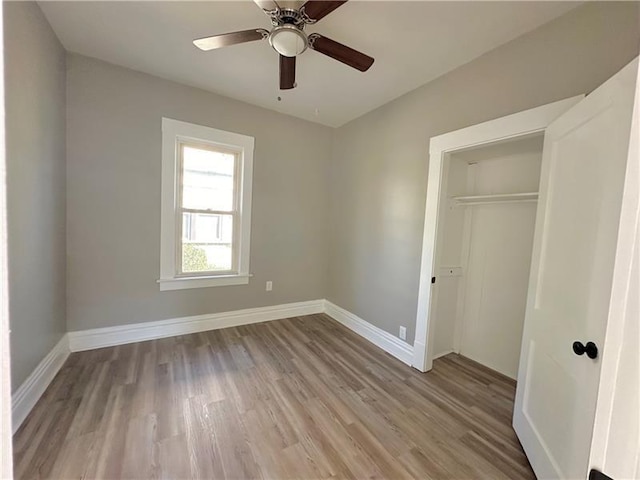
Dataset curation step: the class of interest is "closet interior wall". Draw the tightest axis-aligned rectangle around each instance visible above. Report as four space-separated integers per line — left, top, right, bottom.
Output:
431 135 544 379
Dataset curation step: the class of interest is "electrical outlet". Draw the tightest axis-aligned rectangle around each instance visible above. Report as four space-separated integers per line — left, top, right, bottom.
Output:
266 281 273 291
399 326 407 340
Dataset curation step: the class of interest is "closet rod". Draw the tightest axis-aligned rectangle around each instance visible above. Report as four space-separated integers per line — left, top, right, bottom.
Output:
451 192 538 206
455 199 538 206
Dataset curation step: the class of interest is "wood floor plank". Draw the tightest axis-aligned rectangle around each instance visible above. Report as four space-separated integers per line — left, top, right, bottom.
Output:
183 395 226 480
13 314 534 479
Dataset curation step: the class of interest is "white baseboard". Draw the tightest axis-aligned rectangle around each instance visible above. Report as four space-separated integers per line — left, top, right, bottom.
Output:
12 334 70 434
412 340 428 372
323 300 414 365
433 349 455 360
68 299 325 352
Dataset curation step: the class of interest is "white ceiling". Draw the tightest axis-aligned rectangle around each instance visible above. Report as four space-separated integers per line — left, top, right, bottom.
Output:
40 1 579 127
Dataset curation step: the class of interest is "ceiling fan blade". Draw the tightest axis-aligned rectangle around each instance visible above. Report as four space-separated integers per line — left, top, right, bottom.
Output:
301 1 348 22
308 34 374 72
280 55 296 89
193 29 268 51
253 0 280 13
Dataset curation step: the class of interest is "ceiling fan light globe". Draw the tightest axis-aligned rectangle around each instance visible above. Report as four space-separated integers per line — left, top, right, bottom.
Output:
269 25 307 57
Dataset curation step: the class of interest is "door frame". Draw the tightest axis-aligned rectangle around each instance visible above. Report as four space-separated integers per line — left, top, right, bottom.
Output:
0 1 13 477
412 95 583 372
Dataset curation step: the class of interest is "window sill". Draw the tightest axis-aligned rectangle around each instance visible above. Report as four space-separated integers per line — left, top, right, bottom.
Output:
157 274 251 291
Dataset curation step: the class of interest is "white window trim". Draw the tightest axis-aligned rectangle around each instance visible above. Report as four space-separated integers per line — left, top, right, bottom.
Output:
159 118 254 291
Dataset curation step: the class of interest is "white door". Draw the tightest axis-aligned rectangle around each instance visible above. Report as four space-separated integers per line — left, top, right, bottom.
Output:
514 57 638 480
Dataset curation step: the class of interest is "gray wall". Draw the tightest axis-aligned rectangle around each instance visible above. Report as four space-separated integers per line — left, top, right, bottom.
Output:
328 2 640 345
4 2 67 389
66 54 332 331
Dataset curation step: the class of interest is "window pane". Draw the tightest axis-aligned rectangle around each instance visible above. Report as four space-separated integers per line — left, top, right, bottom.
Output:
181 213 233 272
182 145 235 211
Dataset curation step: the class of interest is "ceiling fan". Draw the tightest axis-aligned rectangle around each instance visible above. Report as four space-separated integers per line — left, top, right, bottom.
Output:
193 0 374 90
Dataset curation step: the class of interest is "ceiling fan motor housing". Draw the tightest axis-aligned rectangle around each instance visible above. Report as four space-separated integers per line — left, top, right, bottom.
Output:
273 8 306 27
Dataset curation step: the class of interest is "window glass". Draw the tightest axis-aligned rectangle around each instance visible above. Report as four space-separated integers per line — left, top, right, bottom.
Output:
182 145 235 212
181 213 233 273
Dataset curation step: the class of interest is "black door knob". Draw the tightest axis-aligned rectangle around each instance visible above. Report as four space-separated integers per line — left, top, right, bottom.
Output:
573 341 598 359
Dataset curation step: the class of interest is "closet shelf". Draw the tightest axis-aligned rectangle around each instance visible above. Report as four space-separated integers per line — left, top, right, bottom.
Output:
451 192 539 206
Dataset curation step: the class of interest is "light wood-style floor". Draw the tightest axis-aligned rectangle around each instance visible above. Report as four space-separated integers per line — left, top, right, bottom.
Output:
13 314 534 479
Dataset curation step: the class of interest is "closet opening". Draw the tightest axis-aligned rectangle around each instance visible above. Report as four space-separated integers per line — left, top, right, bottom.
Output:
429 133 544 379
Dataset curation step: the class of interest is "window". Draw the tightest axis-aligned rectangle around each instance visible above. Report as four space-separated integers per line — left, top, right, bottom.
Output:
159 118 254 290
